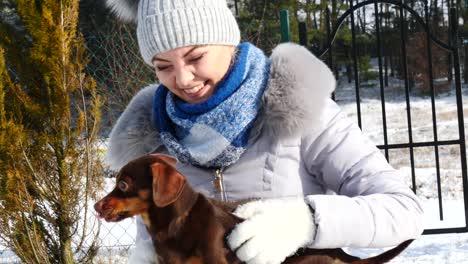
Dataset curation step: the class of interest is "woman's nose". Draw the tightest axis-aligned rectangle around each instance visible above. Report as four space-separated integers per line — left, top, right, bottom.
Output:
175 67 194 88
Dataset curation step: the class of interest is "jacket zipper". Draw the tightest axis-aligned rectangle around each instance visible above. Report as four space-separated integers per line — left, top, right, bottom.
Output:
213 167 227 202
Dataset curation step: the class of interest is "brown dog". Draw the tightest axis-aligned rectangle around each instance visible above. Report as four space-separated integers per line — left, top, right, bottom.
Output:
94 154 412 264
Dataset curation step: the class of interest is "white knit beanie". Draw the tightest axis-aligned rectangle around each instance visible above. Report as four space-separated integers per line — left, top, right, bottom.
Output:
105 0 241 66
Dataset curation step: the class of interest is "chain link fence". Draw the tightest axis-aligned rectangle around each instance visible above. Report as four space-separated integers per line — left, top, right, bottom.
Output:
84 23 155 137
83 23 154 262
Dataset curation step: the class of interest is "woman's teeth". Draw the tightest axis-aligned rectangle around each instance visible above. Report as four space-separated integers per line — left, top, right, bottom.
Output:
185 83 204 94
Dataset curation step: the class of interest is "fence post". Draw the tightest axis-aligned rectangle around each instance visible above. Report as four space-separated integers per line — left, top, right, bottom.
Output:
279 10 290 43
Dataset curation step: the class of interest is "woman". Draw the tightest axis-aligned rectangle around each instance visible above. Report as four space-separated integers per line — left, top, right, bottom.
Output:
104 0 424 263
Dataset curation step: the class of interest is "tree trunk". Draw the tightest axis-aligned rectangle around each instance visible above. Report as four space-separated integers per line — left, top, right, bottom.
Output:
362 4 366 34
59 223 74 264
384 4 389 87
347 63 352 83
446 0 453 82
311 0 318 30
409 72 415 91
464 44 468 84
384 54 389 86
331 0 337 26
56 143 74 264
390 49 395 77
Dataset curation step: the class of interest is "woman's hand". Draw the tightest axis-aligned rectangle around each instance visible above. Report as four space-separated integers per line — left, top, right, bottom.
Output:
227 198 316 264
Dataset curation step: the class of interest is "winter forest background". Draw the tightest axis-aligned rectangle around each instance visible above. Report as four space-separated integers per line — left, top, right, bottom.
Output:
0 0 468 263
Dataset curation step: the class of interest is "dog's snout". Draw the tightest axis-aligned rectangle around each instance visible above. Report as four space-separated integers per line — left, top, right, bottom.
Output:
94 199 109 215
94 200 103 213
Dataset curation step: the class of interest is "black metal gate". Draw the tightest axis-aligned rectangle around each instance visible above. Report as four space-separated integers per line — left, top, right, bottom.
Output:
291 1 468 234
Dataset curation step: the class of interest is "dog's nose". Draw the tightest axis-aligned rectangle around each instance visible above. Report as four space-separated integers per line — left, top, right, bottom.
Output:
94 198 114 219
94 200 105 214
94 201 101 213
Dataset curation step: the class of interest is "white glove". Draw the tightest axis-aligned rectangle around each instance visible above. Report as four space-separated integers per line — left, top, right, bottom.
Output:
128 216 158 264
128 237 158 264
227 198 316 264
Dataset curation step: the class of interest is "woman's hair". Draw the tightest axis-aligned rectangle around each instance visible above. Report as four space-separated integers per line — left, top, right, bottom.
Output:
105 0 241 66
230 46 239 66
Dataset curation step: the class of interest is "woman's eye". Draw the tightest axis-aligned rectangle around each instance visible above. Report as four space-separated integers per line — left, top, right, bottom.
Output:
156 65 170 71
118 181 129 192
189 55 204 63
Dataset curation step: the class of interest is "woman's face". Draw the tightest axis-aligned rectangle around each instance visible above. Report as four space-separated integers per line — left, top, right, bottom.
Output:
152 45 235 104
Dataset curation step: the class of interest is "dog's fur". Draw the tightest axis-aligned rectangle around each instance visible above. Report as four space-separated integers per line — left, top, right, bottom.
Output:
95 154 413 264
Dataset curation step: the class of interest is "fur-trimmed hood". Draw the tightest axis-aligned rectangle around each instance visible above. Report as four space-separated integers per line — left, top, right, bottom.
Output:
105 0 139 23
105 43 335 170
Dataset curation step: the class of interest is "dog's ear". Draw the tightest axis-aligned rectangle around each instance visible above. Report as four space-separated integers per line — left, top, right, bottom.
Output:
150 161 186 207
150 154 177 167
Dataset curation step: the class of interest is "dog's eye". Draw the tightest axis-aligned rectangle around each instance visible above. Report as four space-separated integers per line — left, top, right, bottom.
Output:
118 181 129 192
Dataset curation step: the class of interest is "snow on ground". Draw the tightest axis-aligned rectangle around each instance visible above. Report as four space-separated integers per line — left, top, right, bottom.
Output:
1 78 468 263
348 231 468 264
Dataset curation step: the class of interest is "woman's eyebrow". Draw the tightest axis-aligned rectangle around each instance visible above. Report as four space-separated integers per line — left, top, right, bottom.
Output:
153 57 169 62
152 46 201 63
182 46 200 58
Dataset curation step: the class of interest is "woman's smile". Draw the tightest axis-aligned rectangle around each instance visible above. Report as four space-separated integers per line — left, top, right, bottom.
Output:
182 81 208 99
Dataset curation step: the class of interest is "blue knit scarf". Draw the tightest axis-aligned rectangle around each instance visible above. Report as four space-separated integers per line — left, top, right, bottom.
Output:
153 42 270 168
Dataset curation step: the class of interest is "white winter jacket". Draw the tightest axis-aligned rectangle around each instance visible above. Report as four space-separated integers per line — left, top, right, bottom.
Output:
105 43 424 253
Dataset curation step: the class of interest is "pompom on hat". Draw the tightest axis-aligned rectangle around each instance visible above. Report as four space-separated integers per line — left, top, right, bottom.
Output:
105 0 241 66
